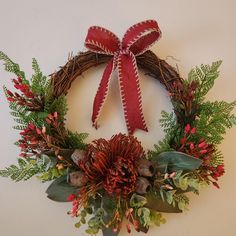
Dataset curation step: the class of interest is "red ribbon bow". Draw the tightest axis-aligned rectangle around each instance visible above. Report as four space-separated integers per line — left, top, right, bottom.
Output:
85 20 162 134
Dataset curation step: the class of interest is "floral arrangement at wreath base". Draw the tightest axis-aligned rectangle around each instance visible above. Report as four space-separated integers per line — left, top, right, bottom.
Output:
0 20 235 236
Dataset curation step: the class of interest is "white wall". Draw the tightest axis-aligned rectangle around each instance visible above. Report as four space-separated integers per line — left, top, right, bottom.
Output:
0 0 235 235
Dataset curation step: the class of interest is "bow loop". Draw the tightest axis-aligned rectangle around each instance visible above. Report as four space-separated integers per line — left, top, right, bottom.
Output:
85 26 121 55
84 20 162 134
122 20 161 55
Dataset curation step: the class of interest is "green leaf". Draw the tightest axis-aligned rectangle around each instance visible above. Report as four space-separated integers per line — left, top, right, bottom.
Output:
86 228 99 235
130 193 147 208
154 151 203 173
101 196 117 224
75 222 81 228
145 194 182 213
178 177 189 190
46 176 77 202
137 207 151 227
150 211 166 227
165 191 174 204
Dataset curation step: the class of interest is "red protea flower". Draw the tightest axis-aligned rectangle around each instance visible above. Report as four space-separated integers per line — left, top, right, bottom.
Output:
79 133 145 197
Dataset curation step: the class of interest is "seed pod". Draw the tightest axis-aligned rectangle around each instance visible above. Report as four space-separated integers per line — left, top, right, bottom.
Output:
135 177 151 194
71 149 86 165
69 171 88 187
136 159 154 177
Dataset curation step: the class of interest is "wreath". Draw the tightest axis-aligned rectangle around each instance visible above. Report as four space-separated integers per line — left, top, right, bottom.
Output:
0 20 235 236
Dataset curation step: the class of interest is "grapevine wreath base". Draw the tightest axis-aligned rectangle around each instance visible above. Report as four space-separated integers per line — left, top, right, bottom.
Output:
0 20 235 236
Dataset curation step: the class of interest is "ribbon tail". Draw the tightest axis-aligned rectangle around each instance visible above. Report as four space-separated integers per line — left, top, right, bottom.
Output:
92 58 115 128
117 52 148 134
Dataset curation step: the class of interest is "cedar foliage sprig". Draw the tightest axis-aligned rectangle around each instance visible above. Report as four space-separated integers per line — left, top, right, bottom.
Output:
149 111 177 157
195 101 236 144
187 60 222 102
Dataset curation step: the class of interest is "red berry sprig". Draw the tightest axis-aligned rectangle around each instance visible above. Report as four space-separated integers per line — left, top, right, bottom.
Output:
177 124 225 188
6 77 44 111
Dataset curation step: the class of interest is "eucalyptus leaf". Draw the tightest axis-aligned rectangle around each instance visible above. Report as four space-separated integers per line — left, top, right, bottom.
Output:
130 193 147 208
165 191 174 204
46 176 77 202
88 217 100 228
153 151 203 173
145 194 182 213
137 207 151 227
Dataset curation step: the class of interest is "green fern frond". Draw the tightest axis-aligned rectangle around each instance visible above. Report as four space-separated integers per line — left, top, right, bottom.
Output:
0 51 27 82
210 150 224 167
7 101 30 127
44 82 54 110
31 58 48 95
159 111 176 133
0 159 40 181
13 118 27 125
0 155 61 182
13 125 26 130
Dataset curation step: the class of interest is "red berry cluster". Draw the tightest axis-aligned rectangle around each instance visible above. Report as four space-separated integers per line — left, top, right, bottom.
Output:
170 80 199 123
6 77 44 111
178 124 214 159
170 81 198 102
18 112 65 157
177 124 225 188
18 122 48 158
